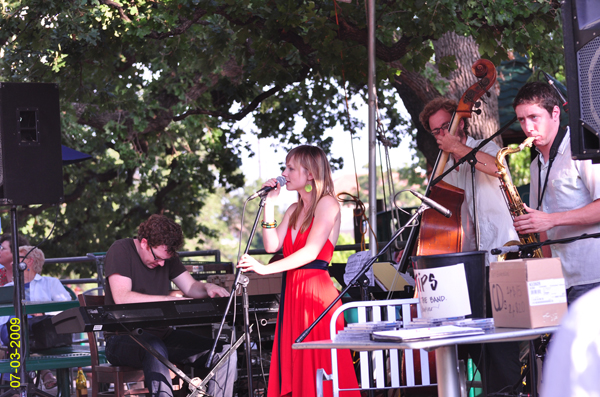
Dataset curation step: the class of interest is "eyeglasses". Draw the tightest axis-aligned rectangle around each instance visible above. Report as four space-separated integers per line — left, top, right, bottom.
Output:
431 122 450 136
150 247 169 262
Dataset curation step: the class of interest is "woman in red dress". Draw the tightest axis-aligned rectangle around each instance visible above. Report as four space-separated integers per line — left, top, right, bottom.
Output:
238 145 360 397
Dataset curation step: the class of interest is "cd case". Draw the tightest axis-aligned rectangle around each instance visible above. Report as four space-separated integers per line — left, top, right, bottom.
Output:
335 321 401 342
371 325 484 342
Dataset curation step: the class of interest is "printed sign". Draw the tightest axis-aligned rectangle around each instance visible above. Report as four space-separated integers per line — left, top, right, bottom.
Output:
414 263 471 319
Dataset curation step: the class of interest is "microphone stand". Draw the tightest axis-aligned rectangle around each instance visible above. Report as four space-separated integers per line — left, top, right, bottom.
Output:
296 203 431 343
207 194 268 396
398 115 518 273
0 207 60 397
125 327 249 397
491 231 600 257
0 208 53 397
4 207 28 397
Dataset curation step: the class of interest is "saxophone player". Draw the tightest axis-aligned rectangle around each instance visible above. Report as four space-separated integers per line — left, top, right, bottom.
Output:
512 82 600 305
419 98 521 395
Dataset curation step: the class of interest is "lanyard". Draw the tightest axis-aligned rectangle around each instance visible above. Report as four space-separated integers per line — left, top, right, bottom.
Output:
536 128 567 210
536 158 552 211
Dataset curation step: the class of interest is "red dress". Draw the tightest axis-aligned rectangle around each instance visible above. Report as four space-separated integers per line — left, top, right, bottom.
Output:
268 220 360 397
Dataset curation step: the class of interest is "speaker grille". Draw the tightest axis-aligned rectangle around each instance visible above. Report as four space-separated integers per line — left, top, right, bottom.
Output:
577 35 600 135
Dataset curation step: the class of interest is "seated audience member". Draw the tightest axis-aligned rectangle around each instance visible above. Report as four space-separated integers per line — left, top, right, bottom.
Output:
0 246 71 389
0 234 30 286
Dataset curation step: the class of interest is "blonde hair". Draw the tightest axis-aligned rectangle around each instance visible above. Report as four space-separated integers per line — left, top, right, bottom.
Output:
286 145 336 233
19 246 45 275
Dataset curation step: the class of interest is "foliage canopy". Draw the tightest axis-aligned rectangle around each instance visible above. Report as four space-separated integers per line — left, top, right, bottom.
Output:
0 0 563 275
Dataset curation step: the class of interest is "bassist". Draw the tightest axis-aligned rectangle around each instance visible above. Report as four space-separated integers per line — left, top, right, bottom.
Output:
418 97 521 394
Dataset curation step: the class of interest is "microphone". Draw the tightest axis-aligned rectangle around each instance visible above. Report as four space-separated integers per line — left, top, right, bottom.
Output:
542 71 569 113
248 176 287 200
410 190 452 218
491 245 520 256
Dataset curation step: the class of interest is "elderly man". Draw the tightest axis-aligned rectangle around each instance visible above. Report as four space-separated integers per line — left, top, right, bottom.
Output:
1 246 71 389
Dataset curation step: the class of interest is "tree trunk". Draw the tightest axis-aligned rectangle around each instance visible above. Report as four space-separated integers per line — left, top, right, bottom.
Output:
392 32 504 171
433 32 502 146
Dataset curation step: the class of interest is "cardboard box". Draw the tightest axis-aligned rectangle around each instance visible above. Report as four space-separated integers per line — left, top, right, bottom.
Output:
207 273 282 296
489 258 567 328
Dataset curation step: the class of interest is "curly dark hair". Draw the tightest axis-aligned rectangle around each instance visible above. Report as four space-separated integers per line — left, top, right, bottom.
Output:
137 215 183 256
0 234 30 254
419 97 470 136
512 81 561 115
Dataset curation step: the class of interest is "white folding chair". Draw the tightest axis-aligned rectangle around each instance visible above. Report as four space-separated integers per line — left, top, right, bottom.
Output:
316 298 436 397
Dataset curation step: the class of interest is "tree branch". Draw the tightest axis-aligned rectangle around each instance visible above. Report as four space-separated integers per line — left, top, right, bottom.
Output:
0 14 37 48
173 85 282 121
334 16 422 62
99 0 131 22
146 8 209 39
153 159 182 212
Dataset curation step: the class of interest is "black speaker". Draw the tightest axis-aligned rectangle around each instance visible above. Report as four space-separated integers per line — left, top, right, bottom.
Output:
0 83 64 205
563 0 600 161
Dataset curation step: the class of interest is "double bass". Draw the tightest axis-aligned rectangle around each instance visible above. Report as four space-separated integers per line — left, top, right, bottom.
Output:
402 59 497 389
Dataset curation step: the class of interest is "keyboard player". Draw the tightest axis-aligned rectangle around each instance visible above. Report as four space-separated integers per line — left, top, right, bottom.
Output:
103 214 236 397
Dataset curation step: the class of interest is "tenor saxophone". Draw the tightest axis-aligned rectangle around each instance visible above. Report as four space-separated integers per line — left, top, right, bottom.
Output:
495 137 543 259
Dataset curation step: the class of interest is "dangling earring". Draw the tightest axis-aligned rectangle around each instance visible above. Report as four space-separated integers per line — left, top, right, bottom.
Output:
304 183 313 193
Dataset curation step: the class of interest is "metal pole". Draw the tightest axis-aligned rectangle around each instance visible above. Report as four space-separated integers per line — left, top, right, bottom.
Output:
10 207 27 397
435 346 462 397
367 0 377 258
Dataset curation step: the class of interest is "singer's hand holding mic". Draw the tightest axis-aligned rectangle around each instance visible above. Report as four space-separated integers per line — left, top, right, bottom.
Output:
248 176 287 200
